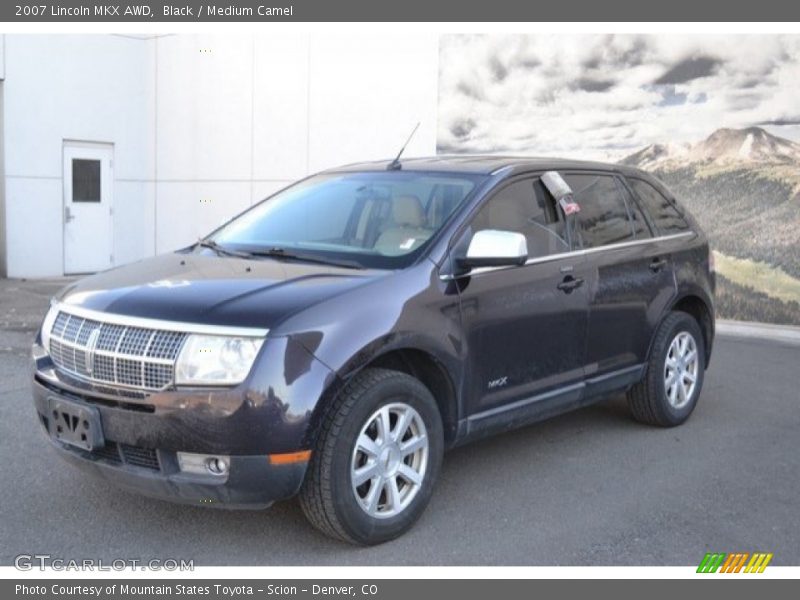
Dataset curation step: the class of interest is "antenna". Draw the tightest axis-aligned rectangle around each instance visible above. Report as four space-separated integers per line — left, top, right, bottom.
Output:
387 122 420 170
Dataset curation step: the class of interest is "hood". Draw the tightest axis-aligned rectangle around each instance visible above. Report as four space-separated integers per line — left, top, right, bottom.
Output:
55 252 384 331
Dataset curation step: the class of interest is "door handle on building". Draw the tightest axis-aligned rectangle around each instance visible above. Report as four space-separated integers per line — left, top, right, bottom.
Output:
64 206 76 223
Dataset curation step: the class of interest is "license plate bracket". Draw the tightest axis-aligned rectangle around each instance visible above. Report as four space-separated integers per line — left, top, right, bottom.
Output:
48 397 105 452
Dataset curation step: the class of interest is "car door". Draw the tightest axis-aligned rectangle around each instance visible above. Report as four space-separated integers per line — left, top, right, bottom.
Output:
450 176 590 431
563 171 675 397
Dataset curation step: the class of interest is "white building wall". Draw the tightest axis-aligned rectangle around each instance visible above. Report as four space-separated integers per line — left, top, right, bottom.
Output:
3 35 154 277
1 36 5 277
1 33 439 277
307 35 438 173
153 34 255 253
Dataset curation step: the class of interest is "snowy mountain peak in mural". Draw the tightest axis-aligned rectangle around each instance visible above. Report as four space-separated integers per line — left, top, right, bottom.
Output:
621 127 800 171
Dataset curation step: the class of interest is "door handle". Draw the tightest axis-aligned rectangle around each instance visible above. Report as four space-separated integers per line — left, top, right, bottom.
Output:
557 275 584 294
649 257 668 272
64 206 76 223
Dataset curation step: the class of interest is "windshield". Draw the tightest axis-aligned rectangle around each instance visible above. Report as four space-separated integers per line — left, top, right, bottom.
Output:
210 171 483 269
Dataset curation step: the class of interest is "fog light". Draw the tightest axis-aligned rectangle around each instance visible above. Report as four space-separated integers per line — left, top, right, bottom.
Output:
177 452 230 477
206 457 229 475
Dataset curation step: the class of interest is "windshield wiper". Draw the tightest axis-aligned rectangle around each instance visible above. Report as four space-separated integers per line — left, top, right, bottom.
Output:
194 239 251 258
245 247 365 270
196 240 365 269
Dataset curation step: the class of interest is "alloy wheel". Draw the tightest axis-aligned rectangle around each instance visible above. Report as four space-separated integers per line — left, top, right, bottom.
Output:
350 402 429 519
664 331 699 409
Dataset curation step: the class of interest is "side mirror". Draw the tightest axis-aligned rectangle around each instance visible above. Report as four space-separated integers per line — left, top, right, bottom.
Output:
457 229 528 271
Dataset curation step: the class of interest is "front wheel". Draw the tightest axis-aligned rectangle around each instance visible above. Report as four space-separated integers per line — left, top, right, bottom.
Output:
299 368 444 545
627 311 706 427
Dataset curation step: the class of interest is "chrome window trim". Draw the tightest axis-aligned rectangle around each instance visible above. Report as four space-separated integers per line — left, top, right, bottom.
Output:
440 231 695 281
49 302 269 338
489 165 515 176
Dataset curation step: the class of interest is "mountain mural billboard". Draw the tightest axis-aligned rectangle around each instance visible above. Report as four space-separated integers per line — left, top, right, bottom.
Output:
621 127 800 325
437 34 800 326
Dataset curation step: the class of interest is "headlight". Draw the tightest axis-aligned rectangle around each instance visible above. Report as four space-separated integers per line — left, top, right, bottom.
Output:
174 334 265 386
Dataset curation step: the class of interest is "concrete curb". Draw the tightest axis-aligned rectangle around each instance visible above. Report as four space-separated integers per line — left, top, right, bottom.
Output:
716 319 800 346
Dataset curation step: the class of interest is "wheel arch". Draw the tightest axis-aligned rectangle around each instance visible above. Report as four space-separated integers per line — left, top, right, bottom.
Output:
366 348 459 446
305 342 461 450
665 293 715 366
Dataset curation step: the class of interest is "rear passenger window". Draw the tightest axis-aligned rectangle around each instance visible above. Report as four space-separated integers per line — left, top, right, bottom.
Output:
563 174 633 248
628 178 690 234
471 178 569 257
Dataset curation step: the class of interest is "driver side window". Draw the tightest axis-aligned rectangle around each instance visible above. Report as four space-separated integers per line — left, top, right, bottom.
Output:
471 178 569 258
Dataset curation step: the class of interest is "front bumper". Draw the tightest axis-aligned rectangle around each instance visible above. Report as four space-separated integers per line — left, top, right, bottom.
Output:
44 434 306 509
31 369 313 508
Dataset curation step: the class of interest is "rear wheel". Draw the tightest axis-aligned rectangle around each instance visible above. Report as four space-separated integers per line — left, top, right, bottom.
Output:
299 368 443 545
627 311 706 427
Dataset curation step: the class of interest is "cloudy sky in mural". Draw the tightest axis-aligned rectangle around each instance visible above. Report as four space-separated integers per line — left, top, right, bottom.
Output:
437 35 800 160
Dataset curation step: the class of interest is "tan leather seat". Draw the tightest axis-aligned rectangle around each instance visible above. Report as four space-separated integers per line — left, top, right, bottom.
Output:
426 189 446 229
374 195 432 255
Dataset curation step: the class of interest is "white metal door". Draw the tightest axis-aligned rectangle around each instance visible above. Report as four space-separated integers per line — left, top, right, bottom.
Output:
63 142 114 274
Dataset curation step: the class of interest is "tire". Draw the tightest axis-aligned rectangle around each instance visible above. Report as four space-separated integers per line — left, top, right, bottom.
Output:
627 311 706 427
299 368 444 545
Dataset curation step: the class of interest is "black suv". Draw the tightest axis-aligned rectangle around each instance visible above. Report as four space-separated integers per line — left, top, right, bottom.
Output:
32 157 715 545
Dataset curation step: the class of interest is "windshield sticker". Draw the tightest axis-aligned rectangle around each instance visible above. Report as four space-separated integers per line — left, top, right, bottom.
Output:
400 238 417 250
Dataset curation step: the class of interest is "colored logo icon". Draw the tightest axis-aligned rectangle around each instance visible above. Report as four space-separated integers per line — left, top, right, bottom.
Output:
697 552 773 573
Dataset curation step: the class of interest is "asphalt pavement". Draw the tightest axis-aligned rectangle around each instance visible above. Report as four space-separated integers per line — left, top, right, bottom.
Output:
1 278 798 565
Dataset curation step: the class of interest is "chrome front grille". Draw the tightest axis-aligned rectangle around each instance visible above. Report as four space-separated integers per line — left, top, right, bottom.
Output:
48 311 187 391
